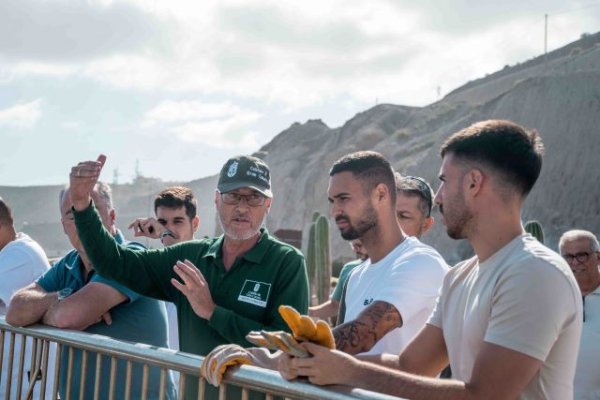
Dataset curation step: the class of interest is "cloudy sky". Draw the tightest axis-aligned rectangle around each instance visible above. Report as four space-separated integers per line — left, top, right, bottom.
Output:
1 0 598 186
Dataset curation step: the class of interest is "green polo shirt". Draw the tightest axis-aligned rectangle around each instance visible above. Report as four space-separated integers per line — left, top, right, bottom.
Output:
75 203 308 399
74 203 309 357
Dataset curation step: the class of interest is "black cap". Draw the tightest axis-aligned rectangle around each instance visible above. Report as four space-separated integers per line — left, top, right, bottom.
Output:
217 155 272 198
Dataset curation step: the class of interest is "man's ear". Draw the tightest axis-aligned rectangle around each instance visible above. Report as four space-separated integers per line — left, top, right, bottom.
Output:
466 169 484 195
421 216 434 235
192 215 200 232
264 197 272 213
373 183 389 204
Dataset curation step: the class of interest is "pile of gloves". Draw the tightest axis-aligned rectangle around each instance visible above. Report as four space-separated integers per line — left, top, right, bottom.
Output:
200 305 335 387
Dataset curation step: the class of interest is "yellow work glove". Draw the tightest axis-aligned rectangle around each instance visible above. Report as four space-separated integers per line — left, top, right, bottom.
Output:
278 305 335 349
246 330 309 358
200 344 253 387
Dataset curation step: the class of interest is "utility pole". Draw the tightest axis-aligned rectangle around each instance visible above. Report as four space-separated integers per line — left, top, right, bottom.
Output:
544 13 548 65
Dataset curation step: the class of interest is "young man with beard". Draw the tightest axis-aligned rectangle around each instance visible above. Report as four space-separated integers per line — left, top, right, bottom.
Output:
283 120 582 400
66 154 308 399
311 151 448 356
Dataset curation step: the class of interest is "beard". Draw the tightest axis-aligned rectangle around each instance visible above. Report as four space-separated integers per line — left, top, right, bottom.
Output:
440 192 473 240
337 203 378 240
219 212 267 241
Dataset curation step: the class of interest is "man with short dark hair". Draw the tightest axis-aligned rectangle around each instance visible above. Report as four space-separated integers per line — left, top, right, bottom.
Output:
7 183 175 400
129 185 200 355
302 151 447 357
559 229 600 399
285 120 582 400
395 173 435 238
66 154 308 398
129 186 200 247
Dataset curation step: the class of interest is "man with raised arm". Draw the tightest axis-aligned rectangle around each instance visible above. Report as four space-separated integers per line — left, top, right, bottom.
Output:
6 183 175 400
67 154 308 399
282 120 582 400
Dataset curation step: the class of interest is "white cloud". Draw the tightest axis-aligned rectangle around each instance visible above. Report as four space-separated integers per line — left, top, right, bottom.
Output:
142 100 250 127
142 100 262 148
0 99 43 129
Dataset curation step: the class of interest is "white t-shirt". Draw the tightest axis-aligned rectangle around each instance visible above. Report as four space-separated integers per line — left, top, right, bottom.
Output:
344 236 448 356
0 232 54 399
428 234 582 400
574 285 600 400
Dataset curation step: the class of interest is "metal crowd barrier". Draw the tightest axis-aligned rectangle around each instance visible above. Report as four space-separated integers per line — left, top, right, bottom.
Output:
0 317 404 400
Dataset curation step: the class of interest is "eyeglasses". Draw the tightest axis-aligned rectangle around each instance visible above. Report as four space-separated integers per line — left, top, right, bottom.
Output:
403 176 433 217
561 252 591 264
220 192 266 207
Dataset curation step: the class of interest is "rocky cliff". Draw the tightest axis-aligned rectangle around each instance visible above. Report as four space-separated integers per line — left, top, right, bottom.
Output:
2 33 599 263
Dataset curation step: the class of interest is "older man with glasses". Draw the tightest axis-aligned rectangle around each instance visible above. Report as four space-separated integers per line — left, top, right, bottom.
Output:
66 154 309 399
559 229 600 399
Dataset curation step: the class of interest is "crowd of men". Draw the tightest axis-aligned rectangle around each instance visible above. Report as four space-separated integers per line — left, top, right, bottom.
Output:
0 118 598 400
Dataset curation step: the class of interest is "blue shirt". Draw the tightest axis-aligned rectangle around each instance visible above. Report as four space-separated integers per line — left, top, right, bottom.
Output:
36 230 176 400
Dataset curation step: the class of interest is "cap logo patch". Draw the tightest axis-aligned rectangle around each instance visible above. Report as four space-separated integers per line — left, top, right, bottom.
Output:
227 161 238 177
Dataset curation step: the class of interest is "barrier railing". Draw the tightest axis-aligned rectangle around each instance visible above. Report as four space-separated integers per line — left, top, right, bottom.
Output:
0 317 404 400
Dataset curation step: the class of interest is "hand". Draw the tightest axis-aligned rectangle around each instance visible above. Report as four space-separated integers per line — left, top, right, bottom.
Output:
171 259 215 320
277 352 301 381
288 342 358 386
95 311 113 326
69 155 106 211
128 217 162 239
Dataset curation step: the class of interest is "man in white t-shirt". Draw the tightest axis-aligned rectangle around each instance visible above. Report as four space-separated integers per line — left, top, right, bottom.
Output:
0 197 54 399
285 151 447 361
285 120 582 400
559 229 600 400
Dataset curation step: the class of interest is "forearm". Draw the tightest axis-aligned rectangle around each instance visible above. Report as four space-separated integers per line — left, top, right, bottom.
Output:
357 353 401 369
308 300 339 319
345 360 468 400
333 300 401 355
6 291 58 327
41 301 93 330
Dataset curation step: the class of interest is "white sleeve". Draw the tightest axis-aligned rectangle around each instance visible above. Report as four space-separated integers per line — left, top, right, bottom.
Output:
0 247 29 306
378 253 447 326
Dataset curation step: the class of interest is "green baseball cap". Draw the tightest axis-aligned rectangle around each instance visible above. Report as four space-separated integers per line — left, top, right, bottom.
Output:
217 155 272 198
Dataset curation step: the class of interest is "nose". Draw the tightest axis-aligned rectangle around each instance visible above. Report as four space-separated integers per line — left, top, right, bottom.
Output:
433 188 442 206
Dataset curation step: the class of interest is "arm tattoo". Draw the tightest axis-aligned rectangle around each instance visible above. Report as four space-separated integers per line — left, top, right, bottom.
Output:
333 301 402 355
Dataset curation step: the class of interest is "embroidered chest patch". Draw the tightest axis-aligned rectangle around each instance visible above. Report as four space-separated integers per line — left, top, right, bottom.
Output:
238 280 272 307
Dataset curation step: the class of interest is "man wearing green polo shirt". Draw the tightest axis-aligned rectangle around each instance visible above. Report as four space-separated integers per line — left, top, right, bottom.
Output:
68 154 309 399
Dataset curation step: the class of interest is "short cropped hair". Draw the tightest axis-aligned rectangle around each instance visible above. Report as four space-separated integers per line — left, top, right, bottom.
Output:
154 186 197 220
440 120 544 196
330 151 397 205
59 181 114 211
559 230 600 252
395 172 434 217
0 197 14 225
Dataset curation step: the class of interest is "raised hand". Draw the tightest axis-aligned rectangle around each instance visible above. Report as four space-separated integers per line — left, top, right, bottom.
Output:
128 217 162 239
69 154 106 211
171 259 215 320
